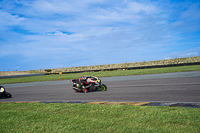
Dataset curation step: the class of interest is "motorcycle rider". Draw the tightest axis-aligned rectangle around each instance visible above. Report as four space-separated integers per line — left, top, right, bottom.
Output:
78 75 94 92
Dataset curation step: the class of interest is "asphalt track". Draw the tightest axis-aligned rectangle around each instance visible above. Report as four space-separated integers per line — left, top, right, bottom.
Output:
1 71 200 107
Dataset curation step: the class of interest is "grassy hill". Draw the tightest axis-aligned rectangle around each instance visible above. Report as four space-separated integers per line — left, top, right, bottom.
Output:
1 56 200 76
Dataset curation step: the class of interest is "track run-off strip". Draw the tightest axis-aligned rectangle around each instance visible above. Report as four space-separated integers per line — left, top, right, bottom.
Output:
1 101 200 108
85 101 150 106
0 101 149 106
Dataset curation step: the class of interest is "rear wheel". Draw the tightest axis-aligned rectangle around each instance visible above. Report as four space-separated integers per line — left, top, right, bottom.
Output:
97 84 107 91
5 92 12 98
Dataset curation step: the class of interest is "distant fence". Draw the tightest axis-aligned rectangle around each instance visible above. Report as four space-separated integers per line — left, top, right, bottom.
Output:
1 62 200 79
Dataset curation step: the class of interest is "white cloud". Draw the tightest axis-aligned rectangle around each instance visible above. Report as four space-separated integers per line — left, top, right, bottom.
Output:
1 0 160 34
126 1 157 14
164 47 200 59
0 10 25 30
46 31 69 36
172 3 200 32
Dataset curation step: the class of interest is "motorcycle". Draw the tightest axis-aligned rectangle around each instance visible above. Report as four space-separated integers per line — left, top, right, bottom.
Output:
0 86 12 98
70 76 107 93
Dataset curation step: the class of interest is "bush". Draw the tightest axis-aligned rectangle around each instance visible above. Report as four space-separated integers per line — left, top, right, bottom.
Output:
45 69 52 73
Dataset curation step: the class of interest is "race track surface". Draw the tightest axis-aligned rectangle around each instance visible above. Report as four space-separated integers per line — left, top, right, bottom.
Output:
1 71 200 103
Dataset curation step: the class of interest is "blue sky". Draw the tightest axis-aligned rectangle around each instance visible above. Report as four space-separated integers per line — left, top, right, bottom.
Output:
0 0 200 71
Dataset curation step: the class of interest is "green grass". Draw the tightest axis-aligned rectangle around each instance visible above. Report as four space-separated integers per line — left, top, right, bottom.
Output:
1 65 200 84
0 103 199 133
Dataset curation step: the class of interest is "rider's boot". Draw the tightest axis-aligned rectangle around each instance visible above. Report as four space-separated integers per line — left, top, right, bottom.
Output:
82 86 87 93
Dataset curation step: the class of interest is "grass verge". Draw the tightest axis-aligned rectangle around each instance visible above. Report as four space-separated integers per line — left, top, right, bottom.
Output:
1 65 200 84
0 103 199 133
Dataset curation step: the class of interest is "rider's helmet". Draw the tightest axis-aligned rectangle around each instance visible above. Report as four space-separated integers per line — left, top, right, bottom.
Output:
81 75 87 81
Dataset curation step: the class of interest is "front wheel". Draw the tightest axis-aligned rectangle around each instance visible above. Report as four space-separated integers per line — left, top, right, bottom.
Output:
97 84 107 91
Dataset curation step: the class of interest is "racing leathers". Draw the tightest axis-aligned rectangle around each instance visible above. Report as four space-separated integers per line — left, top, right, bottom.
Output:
78 75 94 92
